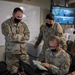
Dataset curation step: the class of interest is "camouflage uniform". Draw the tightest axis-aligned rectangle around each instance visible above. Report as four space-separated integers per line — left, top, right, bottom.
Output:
1 18 30 69
35 22 67 61
44 48 71 75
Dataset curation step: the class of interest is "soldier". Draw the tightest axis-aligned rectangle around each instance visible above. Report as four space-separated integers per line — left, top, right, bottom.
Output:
1 7 30 74
34 13 67 61
41 36 71 75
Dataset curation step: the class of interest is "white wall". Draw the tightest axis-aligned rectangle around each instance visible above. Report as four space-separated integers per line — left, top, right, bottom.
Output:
0 0 50 61
0 1 41 61
22 0 50 25
2 0 50 25
0 1 40 46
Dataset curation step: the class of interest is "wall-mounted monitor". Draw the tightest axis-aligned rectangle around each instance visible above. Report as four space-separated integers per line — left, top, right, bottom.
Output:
51 5 75 25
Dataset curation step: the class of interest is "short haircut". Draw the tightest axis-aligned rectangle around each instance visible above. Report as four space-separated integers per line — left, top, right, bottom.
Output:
46 13 54 20
13 7 23 13
50 36 61 45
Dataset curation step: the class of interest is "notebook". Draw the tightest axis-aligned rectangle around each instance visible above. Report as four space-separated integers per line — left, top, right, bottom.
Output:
33 60 48 71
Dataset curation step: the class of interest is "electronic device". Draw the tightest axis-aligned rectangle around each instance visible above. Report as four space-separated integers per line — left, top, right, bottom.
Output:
51 5 75 25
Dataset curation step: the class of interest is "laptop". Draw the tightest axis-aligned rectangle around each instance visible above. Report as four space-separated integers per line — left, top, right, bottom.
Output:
20 60 35 75
20 60 49 75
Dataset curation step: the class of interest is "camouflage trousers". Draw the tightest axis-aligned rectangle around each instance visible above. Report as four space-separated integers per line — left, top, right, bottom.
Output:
5 51 29 71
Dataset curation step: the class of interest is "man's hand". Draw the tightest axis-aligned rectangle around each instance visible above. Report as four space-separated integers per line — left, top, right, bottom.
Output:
34 44 38 49
72 71 75 75
41 63 51 68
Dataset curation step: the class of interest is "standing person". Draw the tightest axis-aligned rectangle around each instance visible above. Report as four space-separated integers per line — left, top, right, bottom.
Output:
34 13 67 61
1 7 30 74
41 36 71 75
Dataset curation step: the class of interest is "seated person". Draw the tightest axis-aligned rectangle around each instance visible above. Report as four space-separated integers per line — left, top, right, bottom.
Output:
40 36 71 75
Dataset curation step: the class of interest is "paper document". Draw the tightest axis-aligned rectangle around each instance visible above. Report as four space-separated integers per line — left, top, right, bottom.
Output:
33 60 48 71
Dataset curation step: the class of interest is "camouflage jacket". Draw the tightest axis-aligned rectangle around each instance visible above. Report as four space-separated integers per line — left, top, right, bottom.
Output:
1 18 30 54
44 48 71 75
35 22 67 51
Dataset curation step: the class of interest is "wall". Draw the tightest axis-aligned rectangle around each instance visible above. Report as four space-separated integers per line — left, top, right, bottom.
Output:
2 0 50 25
2 0 74 29
0 0 74 61
0 0 50 61
24 0 50 25
22 0 74 29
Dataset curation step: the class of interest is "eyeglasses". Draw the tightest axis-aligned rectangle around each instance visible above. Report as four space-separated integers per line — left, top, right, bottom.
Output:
49 46 57 49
